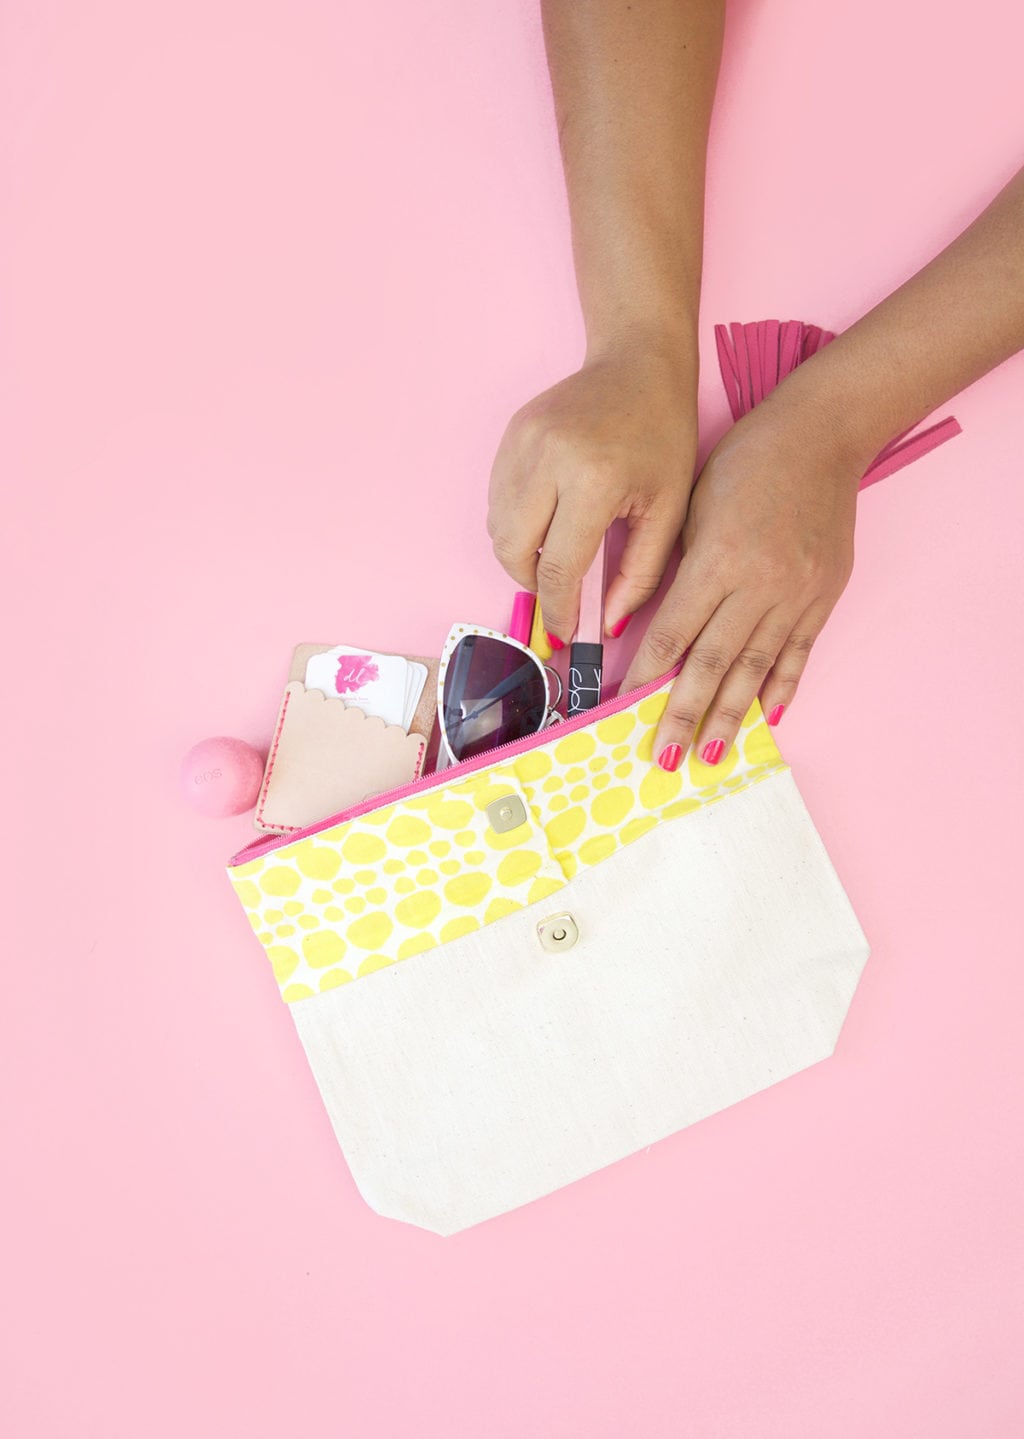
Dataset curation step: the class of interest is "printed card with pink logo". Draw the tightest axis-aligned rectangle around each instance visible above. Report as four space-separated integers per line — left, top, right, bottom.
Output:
252 642 439 834
304 646 427 730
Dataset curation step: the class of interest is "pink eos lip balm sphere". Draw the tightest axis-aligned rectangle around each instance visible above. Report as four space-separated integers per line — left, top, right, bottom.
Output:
180 736 264 818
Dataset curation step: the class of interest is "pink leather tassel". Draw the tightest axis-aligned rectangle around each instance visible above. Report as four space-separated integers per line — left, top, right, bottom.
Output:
715 319 960 490
715 325 743 422
764 318 781 392
751 322 765 406
860 416 963 487
731 322 754 413
778 321 800 381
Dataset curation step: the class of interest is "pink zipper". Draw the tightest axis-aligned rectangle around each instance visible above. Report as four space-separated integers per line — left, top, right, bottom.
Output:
228 665 682 867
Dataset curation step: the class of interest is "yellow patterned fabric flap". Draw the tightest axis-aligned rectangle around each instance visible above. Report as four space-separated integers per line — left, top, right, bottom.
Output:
229 682 785 1002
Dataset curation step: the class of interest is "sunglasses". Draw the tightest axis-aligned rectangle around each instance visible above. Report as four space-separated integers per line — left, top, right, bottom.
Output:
436 624 563 767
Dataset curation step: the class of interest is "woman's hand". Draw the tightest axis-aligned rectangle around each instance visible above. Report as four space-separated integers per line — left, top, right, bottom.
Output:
488 340 698 646
622 388 862 769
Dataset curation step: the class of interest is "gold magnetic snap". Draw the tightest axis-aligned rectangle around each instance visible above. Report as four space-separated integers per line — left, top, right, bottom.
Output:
537 912 579 953
486 794 528 834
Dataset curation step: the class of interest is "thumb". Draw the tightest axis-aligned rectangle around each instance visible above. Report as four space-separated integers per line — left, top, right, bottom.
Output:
603 508 682 637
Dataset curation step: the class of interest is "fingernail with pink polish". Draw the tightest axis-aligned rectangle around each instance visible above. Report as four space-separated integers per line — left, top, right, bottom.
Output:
657 743 682 773
546 632 564 651
701 738 725 766
609 614 632 639
768 703 786 726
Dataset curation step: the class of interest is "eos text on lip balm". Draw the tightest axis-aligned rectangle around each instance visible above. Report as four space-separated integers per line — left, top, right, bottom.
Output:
180 736 264 817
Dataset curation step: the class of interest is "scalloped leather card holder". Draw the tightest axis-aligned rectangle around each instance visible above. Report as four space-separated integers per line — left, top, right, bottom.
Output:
255 683 427 834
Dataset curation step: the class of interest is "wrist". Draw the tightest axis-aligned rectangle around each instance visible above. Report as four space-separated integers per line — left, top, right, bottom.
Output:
766 350 893 483
584 318 699 387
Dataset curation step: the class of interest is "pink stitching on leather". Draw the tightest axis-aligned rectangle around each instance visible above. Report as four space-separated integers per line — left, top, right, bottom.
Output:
253 692 426 838
254 687 296 833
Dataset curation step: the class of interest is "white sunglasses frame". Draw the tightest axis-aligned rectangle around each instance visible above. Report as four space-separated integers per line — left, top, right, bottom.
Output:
435 623 562 767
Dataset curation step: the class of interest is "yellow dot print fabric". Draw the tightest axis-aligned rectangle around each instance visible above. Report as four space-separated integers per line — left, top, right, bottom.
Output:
229 684 785 1002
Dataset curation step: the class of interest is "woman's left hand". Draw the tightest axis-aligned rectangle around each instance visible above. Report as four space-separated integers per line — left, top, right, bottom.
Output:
621 389 863 770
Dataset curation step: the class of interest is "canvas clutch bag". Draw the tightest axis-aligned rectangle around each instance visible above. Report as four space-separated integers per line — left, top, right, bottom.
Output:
227 670 869 1235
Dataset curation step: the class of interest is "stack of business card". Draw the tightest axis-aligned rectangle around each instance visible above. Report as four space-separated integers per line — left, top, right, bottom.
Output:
303 645 427 729
252 642 438 834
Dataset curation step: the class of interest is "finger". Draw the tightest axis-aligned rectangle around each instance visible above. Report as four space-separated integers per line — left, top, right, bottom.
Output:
686 607 796 764
486 487 554 593
621 554 727 692
759 600 833 725
603 501 686 639
487 428 556 591
535 501 613 649
648 595 762 769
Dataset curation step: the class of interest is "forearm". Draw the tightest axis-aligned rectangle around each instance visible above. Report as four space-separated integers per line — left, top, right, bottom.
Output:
542 0 725 363
780 165 1024 470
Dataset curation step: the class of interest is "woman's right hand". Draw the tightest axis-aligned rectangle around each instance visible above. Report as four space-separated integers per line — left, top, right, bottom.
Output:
487 339 699 646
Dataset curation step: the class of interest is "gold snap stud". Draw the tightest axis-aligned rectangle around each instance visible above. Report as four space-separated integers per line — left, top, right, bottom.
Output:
486 794 528 834
537 913 579 953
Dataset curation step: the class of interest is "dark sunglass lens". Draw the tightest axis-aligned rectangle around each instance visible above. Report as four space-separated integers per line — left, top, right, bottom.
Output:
442 635 548 761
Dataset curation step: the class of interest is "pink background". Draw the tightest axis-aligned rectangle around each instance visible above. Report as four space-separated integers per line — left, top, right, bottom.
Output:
4 1 1022 1434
